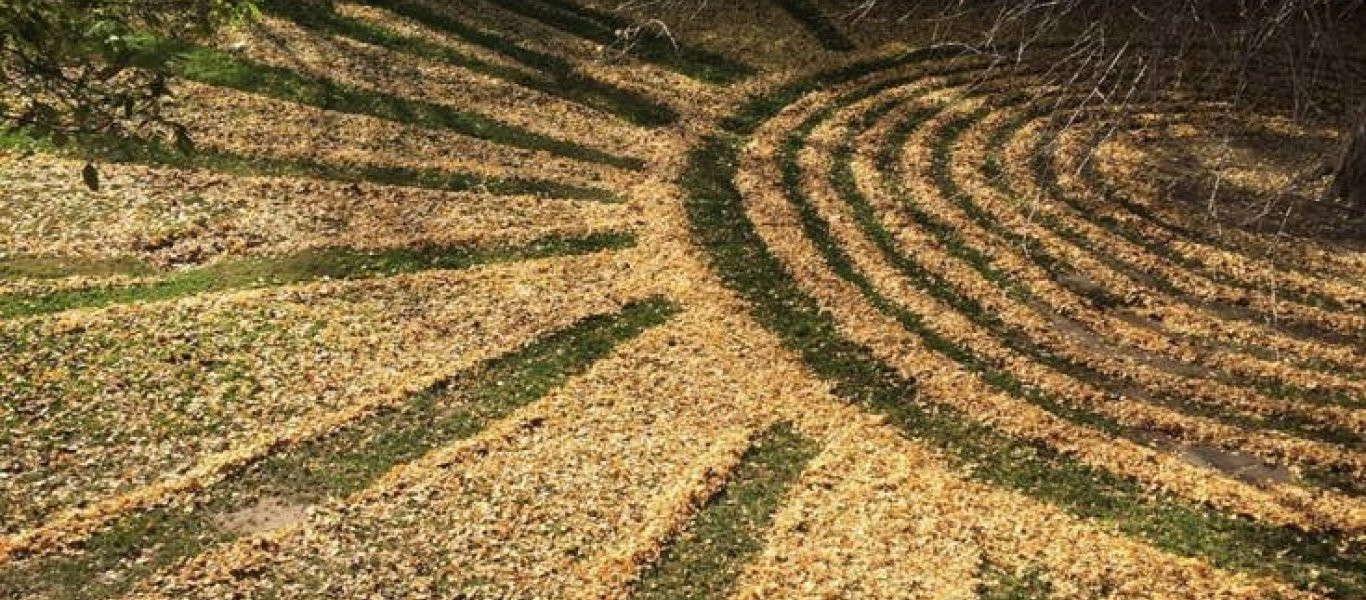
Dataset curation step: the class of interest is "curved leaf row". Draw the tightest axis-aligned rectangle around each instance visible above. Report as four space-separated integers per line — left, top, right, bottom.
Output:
686 48 1366 598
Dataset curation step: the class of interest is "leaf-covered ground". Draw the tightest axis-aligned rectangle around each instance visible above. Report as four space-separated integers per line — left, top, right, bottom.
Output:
2 1 1364 598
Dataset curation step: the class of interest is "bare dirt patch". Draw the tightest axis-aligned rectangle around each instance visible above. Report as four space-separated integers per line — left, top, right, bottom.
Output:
212 496 309 536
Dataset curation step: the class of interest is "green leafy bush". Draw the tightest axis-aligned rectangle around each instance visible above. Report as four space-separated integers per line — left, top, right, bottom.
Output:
0 1 263 145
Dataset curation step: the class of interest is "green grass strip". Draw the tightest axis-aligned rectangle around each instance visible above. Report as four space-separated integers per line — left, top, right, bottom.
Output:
767 67 1361 458
0 256 157 281
720 48 959 135
0 232 633 319
359 0 584 79
0 129 622 203
1071 153 1350 313
978 115 1366 409
264 0 678 127
897 109 1365 449
1221 333 1366 389
686 132 1365 600
2 126 624 204
1027 131 1365 347
0 297 680 600
925 104 1365 490
930 112 1131 309
977 563 1053 599
685 55 1365 596
633 422 818 599
1074 143 1362 315
797 89 1365 483
773 0 855 51
487 0 755 84
160 41 645 170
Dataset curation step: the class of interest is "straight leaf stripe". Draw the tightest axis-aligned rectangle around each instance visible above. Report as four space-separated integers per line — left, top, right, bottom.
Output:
487 0 756 84
265 0 678 127
633 422 818 599
0 297 680 599
0 232 634 319
161 41 646 170
0 130 621 203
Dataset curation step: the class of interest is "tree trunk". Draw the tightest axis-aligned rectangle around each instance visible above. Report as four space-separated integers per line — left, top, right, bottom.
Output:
1330 119 1366 210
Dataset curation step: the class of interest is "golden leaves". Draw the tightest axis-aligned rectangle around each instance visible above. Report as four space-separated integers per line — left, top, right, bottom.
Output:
1 252 647 554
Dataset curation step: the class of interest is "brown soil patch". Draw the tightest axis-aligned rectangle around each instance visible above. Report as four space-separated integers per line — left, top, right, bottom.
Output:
212 496 309 536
